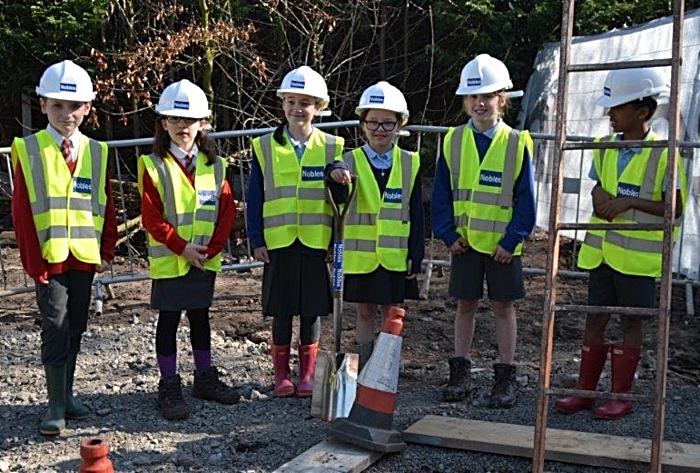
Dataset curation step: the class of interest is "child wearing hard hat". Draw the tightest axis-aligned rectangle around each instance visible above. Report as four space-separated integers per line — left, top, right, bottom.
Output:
138 79 239 420
431 54 536 408
327 81 424 371
246 65 348 398
555 67 686 420
10 60 118 435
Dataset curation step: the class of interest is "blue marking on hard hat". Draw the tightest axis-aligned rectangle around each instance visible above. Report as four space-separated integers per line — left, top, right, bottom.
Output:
369 95 384 103
604 87 611 97
290 79 305 89
174 100 190 109
467 78 481 86
60 83 77 92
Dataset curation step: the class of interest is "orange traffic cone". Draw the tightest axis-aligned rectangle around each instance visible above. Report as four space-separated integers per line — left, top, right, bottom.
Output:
328 306 406 452
78 437 114 473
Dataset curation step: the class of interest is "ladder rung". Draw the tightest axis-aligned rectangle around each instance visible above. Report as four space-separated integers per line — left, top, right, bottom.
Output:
563 140 669 151
557 222 664 232
555 304 658 317
548 387 654 403
567 58 673 73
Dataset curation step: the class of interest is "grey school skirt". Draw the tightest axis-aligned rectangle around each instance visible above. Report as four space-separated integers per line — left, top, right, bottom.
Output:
150 267 217 311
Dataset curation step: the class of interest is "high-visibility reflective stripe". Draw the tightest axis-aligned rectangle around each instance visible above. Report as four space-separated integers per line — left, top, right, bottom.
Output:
150 154 180 224
265 186 298 200
37 227 68 240
452 189 472 202
70 226 98 238
498 130 519 207
471 190 506 206
449 126 466 188
89 139 103 217
325 135 339 162
606 231 664 253
148 245 173 258
194 209 218 222
583 232 603 249
171 212 195 227
192 234 211 246
345 239 376 252
24 135 49 203
346 213 376 226
469 217 507 234
377 208 404 221
455 215 468 228
298 188 326 200
68 199 93 211
378 235 407 249
264 213 331 227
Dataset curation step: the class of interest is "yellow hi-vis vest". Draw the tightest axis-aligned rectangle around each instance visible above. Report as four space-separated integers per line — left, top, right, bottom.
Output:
12 130 108 264
444 124 531 256
138 153 227 279
342 147 420 274
577 134 687 277
252 129 344 250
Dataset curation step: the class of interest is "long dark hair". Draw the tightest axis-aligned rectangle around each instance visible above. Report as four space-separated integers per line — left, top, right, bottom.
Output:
151 117 217 165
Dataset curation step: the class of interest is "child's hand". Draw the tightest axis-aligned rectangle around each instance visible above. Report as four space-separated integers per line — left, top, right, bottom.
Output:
330 168 352 185
492 245 513 264
597 197 631 221
449 237 469 255
254 246 270 263
183 243 208 269
96 260 111 273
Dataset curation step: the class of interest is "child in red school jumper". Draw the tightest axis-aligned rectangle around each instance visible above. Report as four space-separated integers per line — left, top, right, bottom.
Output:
246 66 348 398
555 67 686 420
431 54 536 408
11 60 118 435
138 79 239 420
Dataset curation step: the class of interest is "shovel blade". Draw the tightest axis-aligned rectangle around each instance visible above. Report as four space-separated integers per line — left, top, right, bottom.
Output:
310 351 359 421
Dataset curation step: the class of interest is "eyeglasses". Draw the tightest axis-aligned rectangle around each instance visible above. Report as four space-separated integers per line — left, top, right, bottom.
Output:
363 120 398 132
165 116 199 125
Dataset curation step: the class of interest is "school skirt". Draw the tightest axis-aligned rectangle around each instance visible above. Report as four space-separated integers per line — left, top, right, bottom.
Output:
343 266 419 305
262 240 332 318
151 267 217 311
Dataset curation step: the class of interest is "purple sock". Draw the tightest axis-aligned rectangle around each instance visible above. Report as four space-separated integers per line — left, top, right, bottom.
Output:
157 353 177 378
193 350 212 373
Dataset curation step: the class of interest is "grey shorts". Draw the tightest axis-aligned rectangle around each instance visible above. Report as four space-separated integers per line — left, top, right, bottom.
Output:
588 264 656 310
448 249 525 302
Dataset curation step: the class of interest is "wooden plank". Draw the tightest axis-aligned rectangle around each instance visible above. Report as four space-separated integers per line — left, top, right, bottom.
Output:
273 439 383 473
403 415 700 472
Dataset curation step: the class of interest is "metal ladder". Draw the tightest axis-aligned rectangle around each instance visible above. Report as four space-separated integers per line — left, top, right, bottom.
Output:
532 1 686 472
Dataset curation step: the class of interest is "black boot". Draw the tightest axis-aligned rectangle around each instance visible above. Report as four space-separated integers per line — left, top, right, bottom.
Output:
158 374 190 420
41 364 67 435
489 363 519 409
65 354 89 420
441 357 471 402
193 366 240 405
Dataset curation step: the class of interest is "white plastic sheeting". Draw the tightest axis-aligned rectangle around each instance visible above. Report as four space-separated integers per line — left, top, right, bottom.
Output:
519 8 700 279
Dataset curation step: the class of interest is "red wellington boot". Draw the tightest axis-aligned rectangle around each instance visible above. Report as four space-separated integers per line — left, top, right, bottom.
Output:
595 344 641 420
271 344 295 397
555 343 609 413
297 342 319 397
78 437 114 473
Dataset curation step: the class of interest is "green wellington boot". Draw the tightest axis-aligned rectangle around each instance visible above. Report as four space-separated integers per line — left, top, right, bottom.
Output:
40 364 67 436
66 354 90 420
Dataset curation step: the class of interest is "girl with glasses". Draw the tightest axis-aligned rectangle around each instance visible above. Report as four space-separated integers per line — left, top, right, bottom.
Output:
138 79 240 420
327 81 425 371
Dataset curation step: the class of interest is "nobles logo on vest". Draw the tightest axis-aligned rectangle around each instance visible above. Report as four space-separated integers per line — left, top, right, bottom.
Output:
479 171 503 187
617 183 640 198
198 190 216 206
301 167 324 181
73 177 92 194
383 188 402 203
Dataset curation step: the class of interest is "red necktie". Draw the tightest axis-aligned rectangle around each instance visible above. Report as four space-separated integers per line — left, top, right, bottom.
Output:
61 139 72 162
185 154 194 172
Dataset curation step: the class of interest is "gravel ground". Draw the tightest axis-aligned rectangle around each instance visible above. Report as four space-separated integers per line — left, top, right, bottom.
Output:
1 310 699 473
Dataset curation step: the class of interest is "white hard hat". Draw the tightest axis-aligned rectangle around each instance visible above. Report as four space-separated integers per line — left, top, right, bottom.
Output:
155 79 211 118
456 54 513 95
355 81 409 120
276 66 330 108
596 68 670 108
35 60 95 102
